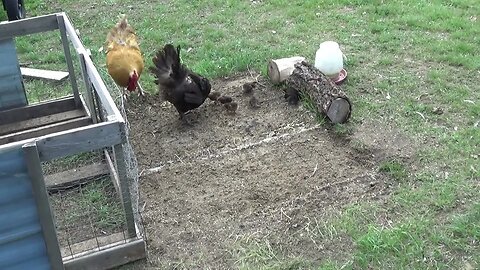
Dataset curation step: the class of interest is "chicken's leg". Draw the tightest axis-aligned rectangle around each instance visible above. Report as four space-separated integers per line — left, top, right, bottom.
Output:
137 82 146 96
122 87 128 100
177 110 193 126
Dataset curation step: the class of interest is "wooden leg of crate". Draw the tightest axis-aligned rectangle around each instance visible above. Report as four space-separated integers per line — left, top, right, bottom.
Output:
78 53 98 124
113 143 137 239
57 15 81 108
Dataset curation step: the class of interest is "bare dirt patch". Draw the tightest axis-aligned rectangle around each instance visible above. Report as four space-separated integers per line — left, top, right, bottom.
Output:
122 73 414 268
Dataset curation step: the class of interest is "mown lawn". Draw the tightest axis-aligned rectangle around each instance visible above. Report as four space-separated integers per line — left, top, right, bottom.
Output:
1 0 478 268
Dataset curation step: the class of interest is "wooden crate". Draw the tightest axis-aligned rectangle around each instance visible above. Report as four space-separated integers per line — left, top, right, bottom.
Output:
0 13 145 270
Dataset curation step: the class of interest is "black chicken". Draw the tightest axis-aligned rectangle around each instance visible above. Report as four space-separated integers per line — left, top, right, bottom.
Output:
150 44 211 119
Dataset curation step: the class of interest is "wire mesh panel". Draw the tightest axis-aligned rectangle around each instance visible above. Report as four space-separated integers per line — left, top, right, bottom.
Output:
49 176 127 258
95 64 144 239
40 134 144 259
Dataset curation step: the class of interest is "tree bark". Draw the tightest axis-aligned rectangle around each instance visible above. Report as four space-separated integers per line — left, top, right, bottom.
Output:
286 61 351 124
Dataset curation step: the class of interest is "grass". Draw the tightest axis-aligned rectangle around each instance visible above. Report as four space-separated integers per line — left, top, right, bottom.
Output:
2 0 479 269
49 177 126 240
378 159 408 181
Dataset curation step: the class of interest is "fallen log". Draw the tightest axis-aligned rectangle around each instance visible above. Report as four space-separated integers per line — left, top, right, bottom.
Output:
286 61 351 124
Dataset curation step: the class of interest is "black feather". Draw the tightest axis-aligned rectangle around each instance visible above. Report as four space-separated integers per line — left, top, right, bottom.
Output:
150 44 211 117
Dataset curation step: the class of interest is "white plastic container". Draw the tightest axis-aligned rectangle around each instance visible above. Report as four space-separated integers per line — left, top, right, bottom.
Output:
314 41 344 79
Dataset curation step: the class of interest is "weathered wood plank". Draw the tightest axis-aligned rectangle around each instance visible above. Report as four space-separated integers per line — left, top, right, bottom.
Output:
61 13 123 122
0 109 86 136
104 149 121 196
60 231 127 258
57 14 81 108
78 53 98 123
45 162 109 192
36 121 123 162
23 142 64 270
84 55 123 121
0 116 92 145
114 142 137 239
63 238 146 270
93 90 106 122
61 13 88 55
20 67 69 81
0 96 75 125
0 13 59 40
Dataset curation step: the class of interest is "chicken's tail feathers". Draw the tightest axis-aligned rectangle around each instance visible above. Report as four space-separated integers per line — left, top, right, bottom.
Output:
117 14 128 29
105 14 139 51
150 44 186 86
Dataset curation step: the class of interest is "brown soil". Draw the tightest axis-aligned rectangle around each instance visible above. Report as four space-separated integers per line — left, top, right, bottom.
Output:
122 73 414 269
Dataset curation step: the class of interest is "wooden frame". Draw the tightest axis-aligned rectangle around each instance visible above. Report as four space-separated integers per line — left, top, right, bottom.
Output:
63 238 146 270
56 14 81 107
0 96 76 125
23 142 64 270
0 12 146 270
0 14 59 40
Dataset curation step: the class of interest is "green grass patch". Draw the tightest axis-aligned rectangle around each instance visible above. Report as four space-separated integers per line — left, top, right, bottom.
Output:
51 177 126 238
6 0 479 268
378 159 409 181
234 239 315 270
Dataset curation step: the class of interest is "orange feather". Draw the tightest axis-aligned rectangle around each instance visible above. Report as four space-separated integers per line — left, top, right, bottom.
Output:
105 15 144 90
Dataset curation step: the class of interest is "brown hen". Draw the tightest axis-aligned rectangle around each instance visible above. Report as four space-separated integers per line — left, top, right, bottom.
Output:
105 15 145 97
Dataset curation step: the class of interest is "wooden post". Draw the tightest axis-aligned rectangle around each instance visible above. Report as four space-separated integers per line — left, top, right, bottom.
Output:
113 123 137 238
78 53 98 123
57 14 81 108
23 142 64 270
286 61 352 124
267 56 305 84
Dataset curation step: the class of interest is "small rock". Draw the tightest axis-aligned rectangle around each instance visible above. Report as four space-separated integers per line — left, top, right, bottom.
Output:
432 107 443 115
248 96 261 109
242 82 257 95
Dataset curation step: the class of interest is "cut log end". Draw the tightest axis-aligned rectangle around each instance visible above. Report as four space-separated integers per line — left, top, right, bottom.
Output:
267 60 281 84
267 56 305 84
327 98 351 124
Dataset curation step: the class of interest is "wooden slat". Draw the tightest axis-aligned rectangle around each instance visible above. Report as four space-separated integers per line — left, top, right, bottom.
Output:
61 13 88 55
78 53 98 123
36 121 123 162
0 116 92 145
60 231 126 257
23 142 64 270
104 149 120 196
84 56 123 121
62 13 123 122
0 96 75 125
114 143 137 239
0 109 86 136
0 13 59 40
45 162 109 192
20 67 69 81
63 238 146 270
57 14 81 108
